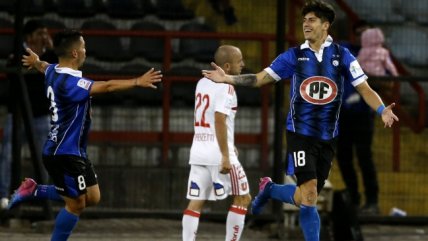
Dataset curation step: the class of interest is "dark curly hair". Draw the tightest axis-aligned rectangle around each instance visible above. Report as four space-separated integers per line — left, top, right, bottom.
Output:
302 0 336 25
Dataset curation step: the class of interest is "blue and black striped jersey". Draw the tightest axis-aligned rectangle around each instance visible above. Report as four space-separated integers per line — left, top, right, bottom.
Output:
265 36 367 140
42 64 94 157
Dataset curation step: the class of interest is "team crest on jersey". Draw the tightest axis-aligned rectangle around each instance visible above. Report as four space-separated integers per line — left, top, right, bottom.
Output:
300 76 337 105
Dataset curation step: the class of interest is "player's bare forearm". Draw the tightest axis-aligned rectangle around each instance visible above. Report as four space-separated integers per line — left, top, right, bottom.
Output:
203 63 273 87
355 81 384 110
91 69 161 95
215 112 231 174
91 79 136 94
356 80 399 127
34 60 49 74
230 74 257 86
230 71 274 87
215 112 229 158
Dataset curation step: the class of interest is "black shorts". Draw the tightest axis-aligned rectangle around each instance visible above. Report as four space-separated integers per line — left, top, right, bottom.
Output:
42 155 98 198
285 131 336 193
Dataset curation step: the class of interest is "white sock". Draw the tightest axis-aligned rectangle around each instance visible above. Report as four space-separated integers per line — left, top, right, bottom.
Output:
225 205 247 241
182 209 201 241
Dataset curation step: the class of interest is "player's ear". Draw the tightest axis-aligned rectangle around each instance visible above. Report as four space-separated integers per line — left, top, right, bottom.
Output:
322 21 330 31
224 63 230 72
71 49 78 58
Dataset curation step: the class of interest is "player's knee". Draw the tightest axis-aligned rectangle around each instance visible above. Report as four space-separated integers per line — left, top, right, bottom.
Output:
303 191 317 205
85 185 101 207
186 200 205 212
242 194 252 207
233 194 251 208
293 187 302 206
65 196 86 215
86 194 100 207
300 180 318 205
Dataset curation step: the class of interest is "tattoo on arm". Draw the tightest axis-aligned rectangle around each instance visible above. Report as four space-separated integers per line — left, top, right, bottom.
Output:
35 61 49 73
231 74 257 86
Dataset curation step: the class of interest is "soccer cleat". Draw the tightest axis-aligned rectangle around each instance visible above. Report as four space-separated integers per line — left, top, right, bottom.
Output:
7 178 37 209
251 177 273 215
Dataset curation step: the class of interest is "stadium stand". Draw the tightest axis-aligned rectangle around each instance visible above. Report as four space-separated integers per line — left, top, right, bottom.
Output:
178 22 219 62
154 0 195 20
402 0 428 25
129 21 166 62
167 65 200 107
81 19 131 61
56 0 96 18
0 18 14 59
386 26 428 67
105 0 146 19
344 0 404 24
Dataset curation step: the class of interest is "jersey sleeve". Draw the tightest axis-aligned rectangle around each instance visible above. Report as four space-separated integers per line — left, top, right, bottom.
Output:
64 77 94 102
264 48 297 81
341 47 368 87
213 84 233 116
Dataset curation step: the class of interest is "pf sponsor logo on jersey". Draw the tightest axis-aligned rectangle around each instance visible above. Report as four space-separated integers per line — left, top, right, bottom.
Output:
77 78 91 90
300 76 337 105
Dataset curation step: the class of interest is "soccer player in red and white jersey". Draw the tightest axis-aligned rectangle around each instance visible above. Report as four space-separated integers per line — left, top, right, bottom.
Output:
182 45 251 241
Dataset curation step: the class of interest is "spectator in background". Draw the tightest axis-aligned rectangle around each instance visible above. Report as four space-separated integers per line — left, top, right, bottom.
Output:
358 28 398 83
337 26 398 216
0 19 57 210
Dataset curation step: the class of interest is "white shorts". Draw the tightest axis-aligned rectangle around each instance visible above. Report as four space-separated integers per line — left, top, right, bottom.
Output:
186 163 250 201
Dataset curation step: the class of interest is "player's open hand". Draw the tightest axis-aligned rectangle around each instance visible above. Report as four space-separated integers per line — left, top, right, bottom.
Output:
21 48 39 70
202 62 227 83
381 103 399 128
135 68 162 89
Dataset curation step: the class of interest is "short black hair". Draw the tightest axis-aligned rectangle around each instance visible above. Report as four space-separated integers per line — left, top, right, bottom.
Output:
23 19 47 37
53 29 83 57
302 0 336 24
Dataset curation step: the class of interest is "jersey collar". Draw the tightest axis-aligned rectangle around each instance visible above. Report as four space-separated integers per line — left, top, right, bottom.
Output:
54 64 82 78
300 35 333 50
300 35 333 62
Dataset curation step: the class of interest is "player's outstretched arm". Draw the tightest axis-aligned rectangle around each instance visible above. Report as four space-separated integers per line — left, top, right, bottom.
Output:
380 103 399 128
202 62 275 87
22 48 50 73
90 68 162 95
355 81 399 127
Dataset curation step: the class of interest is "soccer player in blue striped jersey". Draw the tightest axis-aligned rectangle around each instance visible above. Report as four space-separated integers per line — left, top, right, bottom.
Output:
11 29 162 241
203 1 398 241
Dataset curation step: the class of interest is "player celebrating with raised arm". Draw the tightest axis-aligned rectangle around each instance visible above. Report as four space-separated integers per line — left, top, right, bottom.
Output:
183 45 251 241
202 1 398 241
9 29 162 241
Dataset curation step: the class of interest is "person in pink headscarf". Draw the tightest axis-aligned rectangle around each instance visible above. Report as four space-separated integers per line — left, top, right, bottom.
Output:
358 28 398 77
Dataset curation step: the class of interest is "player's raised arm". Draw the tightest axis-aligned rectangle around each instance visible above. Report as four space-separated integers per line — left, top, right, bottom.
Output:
202 62 275 88
22 48 50 73
90 68 162 95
